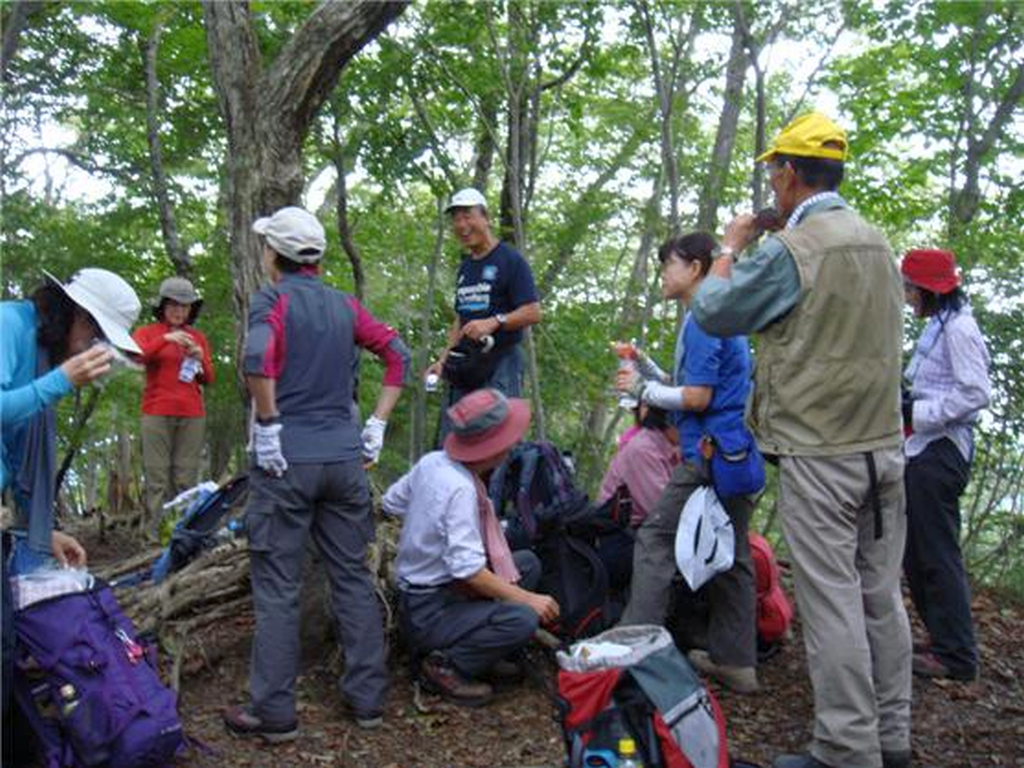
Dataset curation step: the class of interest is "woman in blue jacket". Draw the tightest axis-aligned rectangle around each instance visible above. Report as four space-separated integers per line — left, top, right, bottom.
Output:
617 232 764 694
1 268 141 718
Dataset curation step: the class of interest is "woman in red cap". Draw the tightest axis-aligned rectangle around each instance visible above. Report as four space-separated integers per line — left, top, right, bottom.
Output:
900 248 990 682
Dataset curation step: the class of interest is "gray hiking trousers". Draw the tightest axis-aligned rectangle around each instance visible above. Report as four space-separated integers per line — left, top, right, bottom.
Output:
246 460 387 723
620 461 757 668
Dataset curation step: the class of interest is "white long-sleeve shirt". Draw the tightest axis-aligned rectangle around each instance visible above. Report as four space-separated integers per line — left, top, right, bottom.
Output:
905 304 991 462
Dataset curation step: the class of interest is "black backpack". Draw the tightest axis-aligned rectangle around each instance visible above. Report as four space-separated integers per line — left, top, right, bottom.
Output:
489 441 628 638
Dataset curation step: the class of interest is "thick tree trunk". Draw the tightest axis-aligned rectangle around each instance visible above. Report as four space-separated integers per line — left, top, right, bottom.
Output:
202 0 408 370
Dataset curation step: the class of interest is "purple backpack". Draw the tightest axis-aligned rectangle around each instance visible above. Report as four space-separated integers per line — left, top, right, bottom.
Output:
13 583 184 767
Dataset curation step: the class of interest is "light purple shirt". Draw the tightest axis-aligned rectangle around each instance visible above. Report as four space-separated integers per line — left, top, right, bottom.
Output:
905 305 990 462
382 451 487 588
598 427 679 526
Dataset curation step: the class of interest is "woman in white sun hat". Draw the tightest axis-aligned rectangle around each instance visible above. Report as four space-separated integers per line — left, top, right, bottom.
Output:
1 267 141 718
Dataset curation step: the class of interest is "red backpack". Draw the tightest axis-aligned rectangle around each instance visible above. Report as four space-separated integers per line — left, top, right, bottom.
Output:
557 626 729 768
748 532 793 644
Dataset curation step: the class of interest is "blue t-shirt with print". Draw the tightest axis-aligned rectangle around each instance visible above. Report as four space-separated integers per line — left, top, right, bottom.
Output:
673 314 752 464
455 242 538 351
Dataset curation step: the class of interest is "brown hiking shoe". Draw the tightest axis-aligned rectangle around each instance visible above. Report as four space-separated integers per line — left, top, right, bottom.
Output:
419 652 494 707
688 649 760 694
912 651 976 681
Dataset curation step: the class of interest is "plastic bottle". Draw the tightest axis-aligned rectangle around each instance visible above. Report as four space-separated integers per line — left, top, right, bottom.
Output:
179 355 201 383
618 737 643 768
614 341 639 410
424 372 440 393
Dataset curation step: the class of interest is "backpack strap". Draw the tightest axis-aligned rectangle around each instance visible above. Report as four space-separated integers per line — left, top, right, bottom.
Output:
515 443 542 539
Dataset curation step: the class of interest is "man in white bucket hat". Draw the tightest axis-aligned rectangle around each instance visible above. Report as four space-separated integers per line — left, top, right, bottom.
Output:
2 267 142 721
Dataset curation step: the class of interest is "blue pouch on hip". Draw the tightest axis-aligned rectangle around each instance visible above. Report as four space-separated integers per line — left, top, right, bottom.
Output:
701 428 766 499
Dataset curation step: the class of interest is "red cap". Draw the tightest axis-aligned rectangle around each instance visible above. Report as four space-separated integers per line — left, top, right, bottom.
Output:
901 249 961 294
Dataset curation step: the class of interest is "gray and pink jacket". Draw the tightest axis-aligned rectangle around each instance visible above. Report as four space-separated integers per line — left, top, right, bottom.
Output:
244 272 410 463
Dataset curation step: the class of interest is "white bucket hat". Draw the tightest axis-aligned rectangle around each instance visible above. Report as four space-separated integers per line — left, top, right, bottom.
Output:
45 268 142 355
252 206 326 264
444 187 488 213
675 486 735 591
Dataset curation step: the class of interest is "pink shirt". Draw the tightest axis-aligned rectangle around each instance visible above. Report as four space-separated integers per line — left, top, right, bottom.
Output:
598 428 678 527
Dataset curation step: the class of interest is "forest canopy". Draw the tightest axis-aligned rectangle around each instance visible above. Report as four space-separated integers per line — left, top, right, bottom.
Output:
2 0 1022 592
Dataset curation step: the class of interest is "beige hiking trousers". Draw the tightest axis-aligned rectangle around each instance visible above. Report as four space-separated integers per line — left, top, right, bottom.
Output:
141 414 206 528
778 445 912 768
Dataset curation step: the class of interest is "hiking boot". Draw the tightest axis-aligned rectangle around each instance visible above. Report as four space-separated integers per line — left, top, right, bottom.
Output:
773 754 833 768
882 749 912 768
687 650 760 694
912 651 977 681
419 651 494 707
223 706 298 744
484 658 523 683
341 702 384 730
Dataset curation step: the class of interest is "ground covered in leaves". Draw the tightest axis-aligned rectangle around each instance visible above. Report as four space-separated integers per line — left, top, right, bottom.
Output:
84 531 1023 768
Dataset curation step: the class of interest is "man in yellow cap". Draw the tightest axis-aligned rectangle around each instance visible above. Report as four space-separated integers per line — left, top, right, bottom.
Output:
691 113 912 768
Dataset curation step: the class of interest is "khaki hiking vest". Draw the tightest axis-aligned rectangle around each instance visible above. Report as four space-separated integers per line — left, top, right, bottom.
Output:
748 207 904 457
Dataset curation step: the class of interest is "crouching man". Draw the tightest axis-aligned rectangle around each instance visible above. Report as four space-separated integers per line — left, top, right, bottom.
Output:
383 389 559 706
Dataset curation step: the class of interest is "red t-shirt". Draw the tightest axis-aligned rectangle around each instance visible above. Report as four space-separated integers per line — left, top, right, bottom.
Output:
132 322 215 417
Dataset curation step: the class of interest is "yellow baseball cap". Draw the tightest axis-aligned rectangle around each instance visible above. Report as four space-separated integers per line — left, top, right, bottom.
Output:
756 112 848 163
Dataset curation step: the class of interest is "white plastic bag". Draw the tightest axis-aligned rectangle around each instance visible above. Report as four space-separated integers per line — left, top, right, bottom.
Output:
674 485 735 591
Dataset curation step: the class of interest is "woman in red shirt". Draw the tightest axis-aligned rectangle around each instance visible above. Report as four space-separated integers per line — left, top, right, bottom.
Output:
132 277 214 535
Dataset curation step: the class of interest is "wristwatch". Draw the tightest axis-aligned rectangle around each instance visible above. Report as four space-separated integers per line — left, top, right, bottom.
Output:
495 313 508 328
717 245 736 259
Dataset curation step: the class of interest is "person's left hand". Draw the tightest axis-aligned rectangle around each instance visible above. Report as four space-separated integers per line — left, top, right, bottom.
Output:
51 530 87 568
361 415 388 465
460 317 500 342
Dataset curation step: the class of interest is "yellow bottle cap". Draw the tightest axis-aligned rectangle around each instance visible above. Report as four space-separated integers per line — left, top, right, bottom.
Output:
618 736 637 756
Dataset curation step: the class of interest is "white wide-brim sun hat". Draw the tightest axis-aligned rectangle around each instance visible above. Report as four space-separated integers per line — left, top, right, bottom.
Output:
44 268 142 355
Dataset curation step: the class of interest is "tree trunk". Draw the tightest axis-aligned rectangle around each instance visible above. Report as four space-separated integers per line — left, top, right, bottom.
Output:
331 124 366 301
950 59 1024 229
202 0 408 370
144 14 191 277
698 16 747 232
1 1 45 84
412 198 446 460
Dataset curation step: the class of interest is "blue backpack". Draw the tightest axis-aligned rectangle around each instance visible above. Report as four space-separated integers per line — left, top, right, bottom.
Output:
13 583 184 767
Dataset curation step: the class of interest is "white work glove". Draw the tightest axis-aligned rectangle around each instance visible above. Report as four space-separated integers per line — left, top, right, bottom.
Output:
638 379 684 410
253 421 288 477
361 415 387 464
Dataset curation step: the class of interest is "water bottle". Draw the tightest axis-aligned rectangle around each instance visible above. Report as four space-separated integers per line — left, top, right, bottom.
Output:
615 341 639 410
618 736 643 768
424 372 440 393
179 355 201 383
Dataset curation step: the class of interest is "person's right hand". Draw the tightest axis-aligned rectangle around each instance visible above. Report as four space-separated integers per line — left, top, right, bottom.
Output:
60 344 114 387
165 330 200 357
524 592 560 624
426 360 443 378
722 212 760 253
